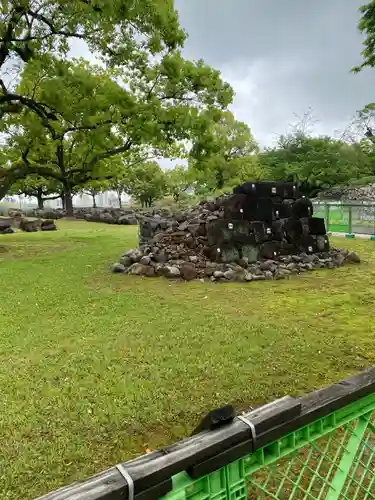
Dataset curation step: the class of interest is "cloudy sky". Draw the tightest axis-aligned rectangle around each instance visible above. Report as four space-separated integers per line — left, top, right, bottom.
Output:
174 0 374 147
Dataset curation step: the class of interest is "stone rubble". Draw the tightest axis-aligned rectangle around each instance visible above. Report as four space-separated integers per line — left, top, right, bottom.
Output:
112 245 360 283
318 184 375 202
112 194 361 283
0 217 57 234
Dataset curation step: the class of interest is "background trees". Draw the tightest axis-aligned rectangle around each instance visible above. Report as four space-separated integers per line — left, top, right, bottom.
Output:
189 111 259 191
2 1 375 210
121 161 167 207
10 176 60 209
258 133 371 197
166 165 191 203
0 49 232 210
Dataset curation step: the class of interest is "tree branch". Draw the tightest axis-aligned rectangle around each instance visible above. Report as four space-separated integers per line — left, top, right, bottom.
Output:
61 119 114 137
0 163 63 200
25 9 85 40
0 8 24 67
43 194 62 201
86 140 133 170
0 93 60 130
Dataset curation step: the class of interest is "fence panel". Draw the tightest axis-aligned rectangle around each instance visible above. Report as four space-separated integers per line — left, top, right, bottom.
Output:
313 204 350 233
351 205 375 235
36 368 375 500
163 394 375 500
313 202 375 235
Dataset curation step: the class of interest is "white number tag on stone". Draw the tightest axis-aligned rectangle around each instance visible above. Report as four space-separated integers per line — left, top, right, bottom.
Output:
217 248 221 253
308 246 313 252
272 187 277 194
266 228 271 234
228 223 233 230
240 208 243 213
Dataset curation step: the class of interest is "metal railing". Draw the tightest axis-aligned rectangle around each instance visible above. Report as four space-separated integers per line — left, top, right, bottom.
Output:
313 201 375 235
36 368 375 500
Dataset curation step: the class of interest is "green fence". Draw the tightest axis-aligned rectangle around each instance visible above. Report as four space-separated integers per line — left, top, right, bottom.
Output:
37 368 375 500
313 201 375 235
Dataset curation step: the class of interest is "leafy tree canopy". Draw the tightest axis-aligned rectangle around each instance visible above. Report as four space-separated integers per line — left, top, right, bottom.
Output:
259 132 372 196
166 165 191 202
353 1 375 72
10 174 60 209
0 49 233 208
122 161 167 207
189 111 258 190
0 0 186 118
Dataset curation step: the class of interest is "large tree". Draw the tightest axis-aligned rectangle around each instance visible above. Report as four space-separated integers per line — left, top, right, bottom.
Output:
0 57 131 213
0 0 185 119
0 51 233 213
189 111 258 190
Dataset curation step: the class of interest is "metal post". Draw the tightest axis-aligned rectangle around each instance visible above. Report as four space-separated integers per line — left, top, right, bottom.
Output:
325 204 330 232
348 205 352 234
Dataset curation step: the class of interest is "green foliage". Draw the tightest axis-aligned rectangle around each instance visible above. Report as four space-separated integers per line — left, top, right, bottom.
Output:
0 57 130 210
122 161 167 207
11 175 60 209
0 47 233 204
166 165 191 202
0 0 233 209
259 132 372 196
189 111 258 190
0 0 186 117
347 175 375 186
353 1 375 72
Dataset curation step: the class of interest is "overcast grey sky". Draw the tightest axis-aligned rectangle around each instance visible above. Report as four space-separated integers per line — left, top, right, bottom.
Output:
69 1 375 149
174 0 374 146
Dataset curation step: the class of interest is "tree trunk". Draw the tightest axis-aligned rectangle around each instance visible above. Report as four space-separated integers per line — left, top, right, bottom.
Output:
92 194 97 208
64 189 74 216
60 194 66 210
216 169 224 190
116 190 122 208
37 194 44 210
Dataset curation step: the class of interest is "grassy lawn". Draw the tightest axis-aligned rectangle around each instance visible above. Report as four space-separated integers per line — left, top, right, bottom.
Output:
1 220 375 499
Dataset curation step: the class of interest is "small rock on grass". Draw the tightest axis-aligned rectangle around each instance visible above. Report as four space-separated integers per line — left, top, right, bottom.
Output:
180 263 197 281
162 265 181 278
128 263 155 277
346 251 360 264
111 263 126 273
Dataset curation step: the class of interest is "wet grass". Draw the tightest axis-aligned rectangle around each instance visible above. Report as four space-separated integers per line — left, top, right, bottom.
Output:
0 220 374 499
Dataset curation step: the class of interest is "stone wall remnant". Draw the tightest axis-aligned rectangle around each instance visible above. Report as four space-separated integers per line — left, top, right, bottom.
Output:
112 181 360 282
